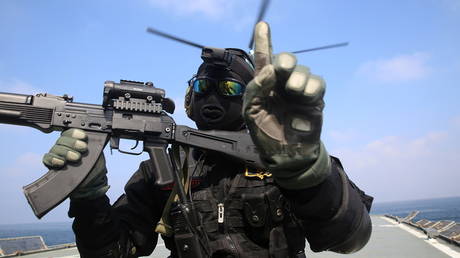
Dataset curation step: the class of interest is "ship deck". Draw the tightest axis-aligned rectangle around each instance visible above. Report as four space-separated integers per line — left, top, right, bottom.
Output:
4 216 460 258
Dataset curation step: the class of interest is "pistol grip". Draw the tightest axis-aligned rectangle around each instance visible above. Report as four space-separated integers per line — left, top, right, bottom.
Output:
144 142 174 186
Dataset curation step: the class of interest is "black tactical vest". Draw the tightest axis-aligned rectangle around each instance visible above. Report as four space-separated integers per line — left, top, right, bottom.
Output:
163 152 306 258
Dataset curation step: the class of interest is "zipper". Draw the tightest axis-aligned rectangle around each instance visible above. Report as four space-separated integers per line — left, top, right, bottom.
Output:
216 201 238 256
211 173 242 257
218 203 224 224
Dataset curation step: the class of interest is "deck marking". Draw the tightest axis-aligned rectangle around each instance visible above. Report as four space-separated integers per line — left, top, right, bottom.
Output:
381 216 460 257
379 224 398 228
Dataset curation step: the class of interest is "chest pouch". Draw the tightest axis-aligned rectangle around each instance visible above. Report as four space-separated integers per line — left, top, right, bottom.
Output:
242 192 267 228
265 187 285 223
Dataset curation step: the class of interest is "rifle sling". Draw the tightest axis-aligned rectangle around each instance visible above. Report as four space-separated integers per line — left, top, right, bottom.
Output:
155 144 191 236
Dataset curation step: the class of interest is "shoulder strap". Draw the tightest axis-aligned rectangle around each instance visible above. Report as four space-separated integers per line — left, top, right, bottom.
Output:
155 144 192 236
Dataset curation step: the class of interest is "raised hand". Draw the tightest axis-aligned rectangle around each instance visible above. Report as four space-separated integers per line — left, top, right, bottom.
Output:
243 22 331 189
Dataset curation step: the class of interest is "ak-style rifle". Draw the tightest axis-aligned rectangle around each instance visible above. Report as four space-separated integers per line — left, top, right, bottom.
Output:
0 79 263 219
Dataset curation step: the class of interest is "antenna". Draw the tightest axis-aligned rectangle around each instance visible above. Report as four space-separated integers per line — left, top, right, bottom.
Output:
146 27 205 49
292 42 349 54
248 0 271 49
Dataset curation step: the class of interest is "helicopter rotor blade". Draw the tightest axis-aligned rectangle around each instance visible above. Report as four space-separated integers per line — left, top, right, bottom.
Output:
292 42 349 54
146 27 205 49
248 0 271 49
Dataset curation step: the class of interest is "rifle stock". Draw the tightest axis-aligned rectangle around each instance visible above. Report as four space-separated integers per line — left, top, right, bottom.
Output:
0 80 264 218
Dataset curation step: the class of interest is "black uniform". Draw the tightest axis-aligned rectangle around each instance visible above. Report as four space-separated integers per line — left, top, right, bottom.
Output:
69 149 373 258
67 47 372 257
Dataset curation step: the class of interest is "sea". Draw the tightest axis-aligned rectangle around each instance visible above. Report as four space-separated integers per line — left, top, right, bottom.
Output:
0 196 459 246
371 196 460 222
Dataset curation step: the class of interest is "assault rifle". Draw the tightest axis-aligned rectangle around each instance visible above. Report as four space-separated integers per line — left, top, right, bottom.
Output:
0 80 263 219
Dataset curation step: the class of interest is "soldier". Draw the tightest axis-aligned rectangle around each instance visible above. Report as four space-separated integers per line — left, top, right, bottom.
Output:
42 22 372 257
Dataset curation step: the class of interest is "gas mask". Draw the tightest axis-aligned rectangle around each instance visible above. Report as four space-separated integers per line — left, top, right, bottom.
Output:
184 48 254 131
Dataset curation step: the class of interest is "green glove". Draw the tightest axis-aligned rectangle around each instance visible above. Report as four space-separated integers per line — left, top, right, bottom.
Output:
42 128 109 199
243 22 331 190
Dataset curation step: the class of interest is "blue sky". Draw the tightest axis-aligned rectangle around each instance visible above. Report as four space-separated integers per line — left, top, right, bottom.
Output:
0 0 459 224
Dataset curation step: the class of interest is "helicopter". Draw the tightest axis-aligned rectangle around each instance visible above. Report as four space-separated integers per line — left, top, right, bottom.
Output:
145 0 349 69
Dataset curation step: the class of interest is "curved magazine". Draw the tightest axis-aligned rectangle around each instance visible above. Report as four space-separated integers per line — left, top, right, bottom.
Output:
22 131 109 219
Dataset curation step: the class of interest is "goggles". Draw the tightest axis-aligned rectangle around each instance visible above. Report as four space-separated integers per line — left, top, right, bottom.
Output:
191 77 245 96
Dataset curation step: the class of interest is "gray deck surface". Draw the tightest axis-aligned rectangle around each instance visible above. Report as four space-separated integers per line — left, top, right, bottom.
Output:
15 216 460 258
311 216 459 258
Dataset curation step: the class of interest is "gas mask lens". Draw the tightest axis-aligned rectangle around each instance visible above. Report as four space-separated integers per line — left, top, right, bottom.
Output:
193 79 210 94
193 79 245 96
218 81 244 96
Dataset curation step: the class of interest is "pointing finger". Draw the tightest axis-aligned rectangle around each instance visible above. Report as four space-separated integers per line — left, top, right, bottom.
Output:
254 21 273 76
